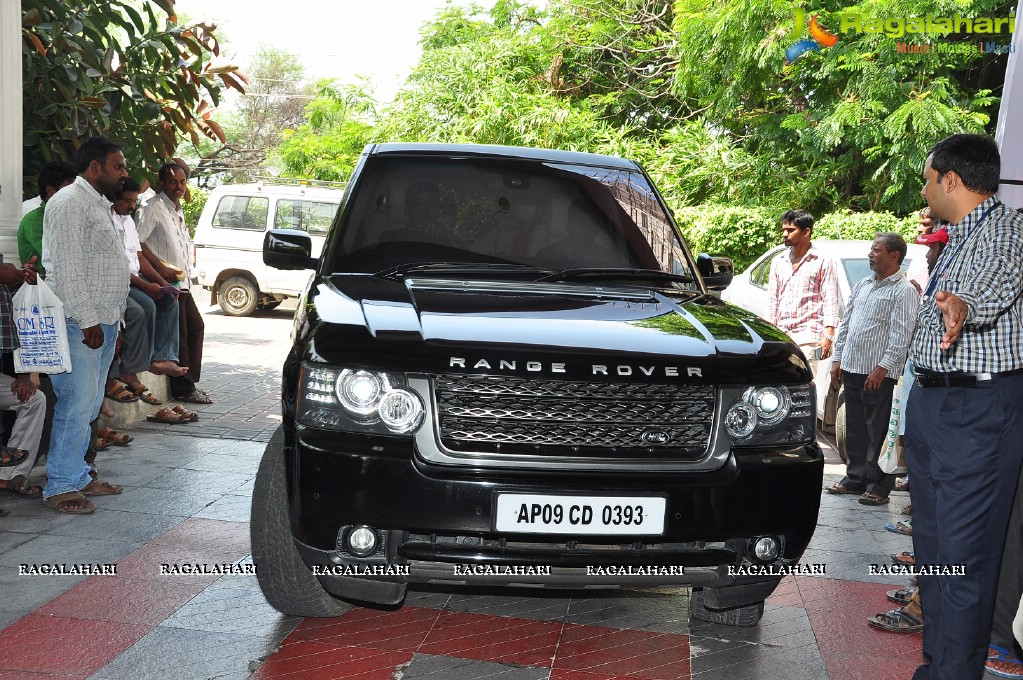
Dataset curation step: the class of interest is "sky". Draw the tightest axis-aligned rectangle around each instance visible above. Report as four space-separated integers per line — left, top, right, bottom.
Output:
174 0 491 106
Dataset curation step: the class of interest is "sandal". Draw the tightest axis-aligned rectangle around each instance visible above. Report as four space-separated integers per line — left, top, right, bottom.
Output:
0 447 29 467
987 644 1023 679
895 476 910 491
176 389 213 405
859 492 890 506
81 479 122 496
131 384 163 406
0 475 42 497
146 407 191 424
886 586 917 604
172 405 199 422
885 520 913 536
93 437 109 452
825 483 863 495
104 382 139 403
43 491 95 514
868 607 923 633
97 427 133 446
891 552 916 567
901 504 913 515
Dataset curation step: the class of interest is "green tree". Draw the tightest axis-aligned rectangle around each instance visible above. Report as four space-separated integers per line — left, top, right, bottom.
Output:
21 0 246 196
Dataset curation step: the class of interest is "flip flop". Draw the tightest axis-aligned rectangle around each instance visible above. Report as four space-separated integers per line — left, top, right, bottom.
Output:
146 407 191 424
104 382 139 403
97 427 133 446
176 389 213 405
868 607 922 633
825 483 863 495
171 405 199 422
131 384 163 406
43 491 95 514
986 644 1023 678
859 492 890 506
885 520 913 536
0 475 42 497
886 586 917 604
81 479 122 496
0 447 29 468
891 551 916 567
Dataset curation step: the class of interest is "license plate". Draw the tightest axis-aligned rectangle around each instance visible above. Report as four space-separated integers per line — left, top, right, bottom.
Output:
494 494 666 535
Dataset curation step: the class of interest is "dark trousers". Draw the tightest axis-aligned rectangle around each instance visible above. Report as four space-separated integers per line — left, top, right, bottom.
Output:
992 470 1023 652
906 374 1023 680
839 372 897 497
169 291 204 398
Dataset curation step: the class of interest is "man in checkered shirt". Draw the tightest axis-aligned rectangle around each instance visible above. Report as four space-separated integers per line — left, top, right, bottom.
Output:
905 133 1023 680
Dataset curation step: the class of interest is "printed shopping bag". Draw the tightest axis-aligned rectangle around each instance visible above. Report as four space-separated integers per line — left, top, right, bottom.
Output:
12 279 72 374
879 376 907 474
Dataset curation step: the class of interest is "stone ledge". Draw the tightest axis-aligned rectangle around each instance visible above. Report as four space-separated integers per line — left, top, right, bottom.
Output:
98 371 172 430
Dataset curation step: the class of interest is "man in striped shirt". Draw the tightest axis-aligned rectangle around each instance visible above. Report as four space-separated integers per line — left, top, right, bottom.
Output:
906 133 1023 680
827 233 918 504
766 209 840 368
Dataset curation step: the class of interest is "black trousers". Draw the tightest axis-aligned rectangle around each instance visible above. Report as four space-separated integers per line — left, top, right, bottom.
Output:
169 290 204 398
839 371 897 497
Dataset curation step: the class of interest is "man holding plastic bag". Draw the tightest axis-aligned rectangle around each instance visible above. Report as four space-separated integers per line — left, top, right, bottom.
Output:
38 137 131 514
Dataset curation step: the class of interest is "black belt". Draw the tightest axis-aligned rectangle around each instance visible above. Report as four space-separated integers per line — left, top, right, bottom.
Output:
915 367 1023 388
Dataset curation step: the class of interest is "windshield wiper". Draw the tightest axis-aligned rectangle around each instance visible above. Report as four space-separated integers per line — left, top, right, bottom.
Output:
536 268 695 284
374 262 554 280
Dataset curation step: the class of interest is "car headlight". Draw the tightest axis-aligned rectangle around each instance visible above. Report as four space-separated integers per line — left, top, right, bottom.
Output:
725 384 814 445
298 364 424 435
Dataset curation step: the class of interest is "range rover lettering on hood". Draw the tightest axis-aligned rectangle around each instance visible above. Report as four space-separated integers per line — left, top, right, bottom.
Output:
449 357 703 377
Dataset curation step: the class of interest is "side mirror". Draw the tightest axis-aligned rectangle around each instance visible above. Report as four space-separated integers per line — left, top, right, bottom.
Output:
264 229 316 270
697 253 734 291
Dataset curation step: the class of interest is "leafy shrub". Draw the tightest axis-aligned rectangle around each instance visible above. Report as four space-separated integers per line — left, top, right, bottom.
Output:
182 187 208 238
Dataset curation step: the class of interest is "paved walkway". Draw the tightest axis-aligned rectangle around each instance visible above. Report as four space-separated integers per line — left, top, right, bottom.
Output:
0 290 922 679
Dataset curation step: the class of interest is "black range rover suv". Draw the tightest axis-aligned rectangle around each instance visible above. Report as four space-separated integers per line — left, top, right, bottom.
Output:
251 143 823 626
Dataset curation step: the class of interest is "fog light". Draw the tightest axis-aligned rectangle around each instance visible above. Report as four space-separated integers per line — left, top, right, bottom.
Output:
378 389 424 433
751 536 781 562
345 526 379 557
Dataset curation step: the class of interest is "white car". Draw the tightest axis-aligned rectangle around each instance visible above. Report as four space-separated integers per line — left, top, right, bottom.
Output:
722 239 927 457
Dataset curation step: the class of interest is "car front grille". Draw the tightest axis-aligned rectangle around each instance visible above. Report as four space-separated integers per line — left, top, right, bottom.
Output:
431 374 715 458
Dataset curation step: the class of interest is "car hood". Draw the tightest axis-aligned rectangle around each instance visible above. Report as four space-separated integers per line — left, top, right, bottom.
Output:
303 276 808 383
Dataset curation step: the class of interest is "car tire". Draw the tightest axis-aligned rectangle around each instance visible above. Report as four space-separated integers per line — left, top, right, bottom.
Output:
220 276 259 317
251 426 353 618
689 589 765 627
835 387 848 464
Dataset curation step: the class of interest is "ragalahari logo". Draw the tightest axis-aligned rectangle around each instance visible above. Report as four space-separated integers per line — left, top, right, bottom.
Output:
785 8 839 62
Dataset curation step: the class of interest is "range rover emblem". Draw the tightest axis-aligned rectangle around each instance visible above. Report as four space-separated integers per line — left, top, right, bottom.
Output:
641 429 671 445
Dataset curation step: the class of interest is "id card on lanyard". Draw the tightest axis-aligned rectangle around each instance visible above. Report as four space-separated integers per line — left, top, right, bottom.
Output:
923 203 999 301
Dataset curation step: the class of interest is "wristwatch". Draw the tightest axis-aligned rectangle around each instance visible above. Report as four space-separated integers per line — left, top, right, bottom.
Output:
822 334 835 341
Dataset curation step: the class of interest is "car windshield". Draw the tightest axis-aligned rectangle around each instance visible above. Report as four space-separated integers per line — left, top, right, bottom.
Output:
328 156 698 289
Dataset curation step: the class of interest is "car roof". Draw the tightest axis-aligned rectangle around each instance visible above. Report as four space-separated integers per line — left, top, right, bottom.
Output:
365 142 641 170
762 239 927 258
208 183 345 200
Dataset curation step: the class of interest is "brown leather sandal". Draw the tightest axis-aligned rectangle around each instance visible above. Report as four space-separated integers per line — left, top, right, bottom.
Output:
43 491 95 514
81 479 123 496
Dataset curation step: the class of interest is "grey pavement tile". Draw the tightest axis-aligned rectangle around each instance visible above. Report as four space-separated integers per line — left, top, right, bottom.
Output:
0 500 78 534
405 585 455 610
86 460 178 487
443 588 572 622
0 564 89 614
402 654 550 680
0 533 142 568
161 576 300 637
192 494 252 522
46 509 184 545
89 626 281 680
0 529 39 552
181 453 260 475
144 468 253 495
688 604 815 647
228 478 256 497
691 642 829 679
87 486 224 518
0 610 23 629
565 588 689 634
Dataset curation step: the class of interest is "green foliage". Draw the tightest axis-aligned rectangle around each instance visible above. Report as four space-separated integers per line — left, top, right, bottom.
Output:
21 0 244 196
181 186 208 235
813 209 919 242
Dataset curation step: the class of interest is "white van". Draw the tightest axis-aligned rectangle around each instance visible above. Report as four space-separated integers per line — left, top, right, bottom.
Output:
192 179 345 316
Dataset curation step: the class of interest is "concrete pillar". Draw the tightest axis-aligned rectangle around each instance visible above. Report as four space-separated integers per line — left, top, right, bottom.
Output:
995 0 1023 209
0 0 23 260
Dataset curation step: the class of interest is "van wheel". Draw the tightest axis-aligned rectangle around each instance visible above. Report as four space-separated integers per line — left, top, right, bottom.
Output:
220 276 259 316
835 387 848 464
689 589 765 627
251 427 353 618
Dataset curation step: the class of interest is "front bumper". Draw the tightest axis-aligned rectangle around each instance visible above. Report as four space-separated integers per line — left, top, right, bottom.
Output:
286 426 823 594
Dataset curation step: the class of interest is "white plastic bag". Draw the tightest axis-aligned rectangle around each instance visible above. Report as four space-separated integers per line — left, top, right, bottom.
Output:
879 376 906 474
12 279 72 374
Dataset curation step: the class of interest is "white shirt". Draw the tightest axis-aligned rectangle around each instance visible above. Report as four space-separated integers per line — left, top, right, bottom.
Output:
137 192 191 290
113 212 142 276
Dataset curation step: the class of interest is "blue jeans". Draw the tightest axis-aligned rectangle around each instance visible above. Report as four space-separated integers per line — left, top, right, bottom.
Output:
128 286 179 362
43 321 118 499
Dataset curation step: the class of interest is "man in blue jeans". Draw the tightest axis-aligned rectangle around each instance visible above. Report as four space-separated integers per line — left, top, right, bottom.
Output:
40 137 131 514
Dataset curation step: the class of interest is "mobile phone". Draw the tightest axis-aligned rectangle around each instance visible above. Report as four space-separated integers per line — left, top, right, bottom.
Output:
812 345 824 361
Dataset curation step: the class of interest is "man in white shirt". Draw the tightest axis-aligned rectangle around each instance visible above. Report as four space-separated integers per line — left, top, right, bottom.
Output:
137 162 212 405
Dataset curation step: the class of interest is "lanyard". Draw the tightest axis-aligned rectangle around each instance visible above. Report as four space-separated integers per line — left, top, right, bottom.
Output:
923 202 999 299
